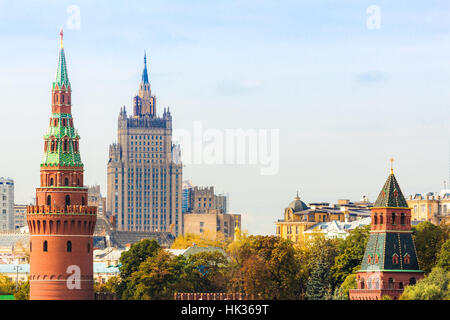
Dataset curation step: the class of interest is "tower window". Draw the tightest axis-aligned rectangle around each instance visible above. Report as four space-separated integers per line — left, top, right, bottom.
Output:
50 178 54 186
67 241 72 252
388 278 394 289
87 242 90 253
392 213 396 225
401 213 406 225
374 214 378 225
43 240 48 252
64 178 69 186
65 195 71 206
47 195 51 206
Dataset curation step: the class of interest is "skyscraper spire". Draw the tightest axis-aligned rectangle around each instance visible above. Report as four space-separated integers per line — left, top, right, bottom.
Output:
142 51 149 84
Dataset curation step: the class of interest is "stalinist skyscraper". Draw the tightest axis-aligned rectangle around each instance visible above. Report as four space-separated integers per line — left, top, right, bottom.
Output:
107 54 183 235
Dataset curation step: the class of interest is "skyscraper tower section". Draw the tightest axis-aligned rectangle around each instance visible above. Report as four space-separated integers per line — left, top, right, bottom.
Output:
107 53 183 235
26 30 97 300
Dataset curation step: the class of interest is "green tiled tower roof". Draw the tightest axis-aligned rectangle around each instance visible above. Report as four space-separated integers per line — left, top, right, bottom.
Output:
360 232 421 272
53 45 70 89
373 173 409 208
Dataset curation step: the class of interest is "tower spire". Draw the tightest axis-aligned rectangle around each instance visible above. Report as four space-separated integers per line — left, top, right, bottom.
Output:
390 157 395 174
60 27 64 48
142 51 149 84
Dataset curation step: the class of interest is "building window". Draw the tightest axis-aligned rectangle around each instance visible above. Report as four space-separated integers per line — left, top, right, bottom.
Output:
50 178 54 186
67 241 72 252
64 178 69 186
65 195 70 206
374 214 378 224
409 277 416 285
47 195 51 206
380 215 383 224
392 254 399 264
392 213 396 225
400 213 406 225
388 278 394 289
43 240 48 252
88 242 91 253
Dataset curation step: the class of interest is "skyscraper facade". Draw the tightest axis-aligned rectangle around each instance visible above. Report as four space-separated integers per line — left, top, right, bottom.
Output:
26 30 97 300
0 178 14 231
107 54 182 235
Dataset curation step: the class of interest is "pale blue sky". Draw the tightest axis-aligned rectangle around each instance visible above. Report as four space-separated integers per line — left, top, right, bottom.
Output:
0 1 449 234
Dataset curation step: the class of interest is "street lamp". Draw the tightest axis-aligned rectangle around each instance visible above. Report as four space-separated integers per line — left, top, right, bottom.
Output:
13 265 23 292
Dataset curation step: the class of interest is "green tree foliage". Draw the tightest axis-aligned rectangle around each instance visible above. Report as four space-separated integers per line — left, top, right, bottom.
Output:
126 250 186 300
117 239 161 299
183 251 230 293
95 276 121 294
304 237 340 300
413 222 446 273
436 239 450 271
331 226 370 287
400 267 450 300
333 274 357 300
227 235 303 299
0 274 15 295
14 280 29 300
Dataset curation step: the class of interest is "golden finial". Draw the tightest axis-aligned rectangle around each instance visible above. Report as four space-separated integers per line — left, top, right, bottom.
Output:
390 158 395 174
60 28 64 48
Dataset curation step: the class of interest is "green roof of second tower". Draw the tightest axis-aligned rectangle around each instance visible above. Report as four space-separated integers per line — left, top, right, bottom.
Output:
373 172 409 208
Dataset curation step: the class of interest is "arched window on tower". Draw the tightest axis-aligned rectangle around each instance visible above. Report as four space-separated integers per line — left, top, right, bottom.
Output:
67 241 72 252
380 215 383 224
374 214 378 225
43 240 48 252
63 140 68 152
401 213 406 225
50 178 54 186
47 195 51 206
392 213 396 225
64 178 69 186
388 278 394 289
360 278 365 289
62 95 65 103
65 195 70 206
87 242 91 253
81 197 85 206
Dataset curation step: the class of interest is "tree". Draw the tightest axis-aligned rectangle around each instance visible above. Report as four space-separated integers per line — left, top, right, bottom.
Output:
413 222 445 273
331 226 370 287
14 281 29 300
333 274 357 300
400 267 450 300
126 250 185 300
182 251 230 293
227 235 303 299
117 239 161 299
304 237 340 300
95 276 120 294
436 239 450 271
171 232 229 250
0 274 14 295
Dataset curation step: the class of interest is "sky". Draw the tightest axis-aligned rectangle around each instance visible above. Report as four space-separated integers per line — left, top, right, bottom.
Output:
0 0 449 235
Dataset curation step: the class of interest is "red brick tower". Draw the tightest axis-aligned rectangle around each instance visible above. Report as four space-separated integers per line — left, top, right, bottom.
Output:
349 161 424 300
26 29 97 300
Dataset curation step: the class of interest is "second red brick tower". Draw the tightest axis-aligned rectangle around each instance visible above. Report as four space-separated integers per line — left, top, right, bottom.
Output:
26 30 97 300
